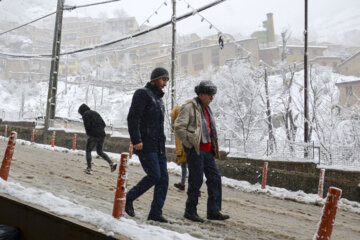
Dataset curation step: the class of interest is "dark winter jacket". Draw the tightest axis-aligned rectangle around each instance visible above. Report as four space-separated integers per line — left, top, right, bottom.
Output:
78 104 106 138
127 82 166 154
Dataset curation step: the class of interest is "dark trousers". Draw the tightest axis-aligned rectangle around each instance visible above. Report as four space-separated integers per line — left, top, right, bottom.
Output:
126 152 169 216
184 147 222 214
86 136 112 169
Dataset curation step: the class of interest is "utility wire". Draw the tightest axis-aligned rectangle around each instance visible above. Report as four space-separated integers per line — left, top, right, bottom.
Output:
64 0 122 11
0 11 56 37
138 1 168 30
0 0 122 37
0 0 227 59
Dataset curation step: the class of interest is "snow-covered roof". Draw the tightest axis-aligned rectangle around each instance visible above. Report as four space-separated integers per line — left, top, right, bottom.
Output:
335 76 360 85
337 51 360 68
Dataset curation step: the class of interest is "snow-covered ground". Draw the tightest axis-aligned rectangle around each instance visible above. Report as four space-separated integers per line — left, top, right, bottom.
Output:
1 137 360 239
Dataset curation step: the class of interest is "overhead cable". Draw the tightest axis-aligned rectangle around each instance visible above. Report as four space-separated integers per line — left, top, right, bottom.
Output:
0 0 227 58
0 11 56 37
0 0 122 36
64 0 122 11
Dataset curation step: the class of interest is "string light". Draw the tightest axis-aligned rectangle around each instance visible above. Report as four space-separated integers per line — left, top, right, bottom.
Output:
139 0 169 29
181 0 251 56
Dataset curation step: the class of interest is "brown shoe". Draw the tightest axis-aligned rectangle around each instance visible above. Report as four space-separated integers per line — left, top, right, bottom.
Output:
174 183 185 191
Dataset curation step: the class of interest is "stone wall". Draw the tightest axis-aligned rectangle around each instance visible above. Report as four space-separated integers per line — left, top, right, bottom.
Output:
1 121 359 202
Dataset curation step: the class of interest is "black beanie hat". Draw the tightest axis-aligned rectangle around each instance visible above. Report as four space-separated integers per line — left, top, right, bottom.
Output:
194 80 217 96
150 67 169 81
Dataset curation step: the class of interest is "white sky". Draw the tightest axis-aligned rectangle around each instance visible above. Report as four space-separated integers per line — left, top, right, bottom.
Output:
65 0 360 40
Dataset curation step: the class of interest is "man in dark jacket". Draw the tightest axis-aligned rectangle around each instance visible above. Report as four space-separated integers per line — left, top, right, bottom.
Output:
78 104 117 175
125 67 169 223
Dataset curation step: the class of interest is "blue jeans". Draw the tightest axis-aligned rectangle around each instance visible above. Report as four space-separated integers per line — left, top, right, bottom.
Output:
184 147 222 214
126 152 169 216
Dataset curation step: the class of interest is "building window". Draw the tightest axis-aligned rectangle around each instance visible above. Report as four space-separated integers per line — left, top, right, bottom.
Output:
346 86 353 96
192 53 203 71
181 54 188 66
322 61 326 66
333 62 337 67
211 48 219 66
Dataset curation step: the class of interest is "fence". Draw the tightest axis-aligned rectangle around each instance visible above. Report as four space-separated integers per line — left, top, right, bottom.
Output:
223 138 316 162
319 145 360 167
222 137 360 168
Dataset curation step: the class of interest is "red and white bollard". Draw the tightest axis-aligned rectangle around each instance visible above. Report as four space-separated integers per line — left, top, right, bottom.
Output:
0 131 17 181
72 134 77 151
314 187 342 240
261 162 268 189
4 124 8 137
112 153 129 219
31 129 35 143
51 131 56 148
317 169 326 198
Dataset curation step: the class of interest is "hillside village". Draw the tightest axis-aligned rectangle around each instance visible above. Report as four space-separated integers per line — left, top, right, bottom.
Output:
1 13 359 80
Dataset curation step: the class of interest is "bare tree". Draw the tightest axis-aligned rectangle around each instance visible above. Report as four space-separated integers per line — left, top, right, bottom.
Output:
263 67 276 153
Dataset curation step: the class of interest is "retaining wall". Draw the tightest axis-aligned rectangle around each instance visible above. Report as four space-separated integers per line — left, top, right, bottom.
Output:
1 120 360 202
0 193 129 240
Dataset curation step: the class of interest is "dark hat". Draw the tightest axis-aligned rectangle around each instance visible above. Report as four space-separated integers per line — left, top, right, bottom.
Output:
78 103 90 115
194 80 217 96
150 67 169 81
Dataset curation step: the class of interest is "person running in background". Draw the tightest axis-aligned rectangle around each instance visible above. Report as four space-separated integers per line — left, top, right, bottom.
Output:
78 103 117 175
170 105 187 191
125 67 170 223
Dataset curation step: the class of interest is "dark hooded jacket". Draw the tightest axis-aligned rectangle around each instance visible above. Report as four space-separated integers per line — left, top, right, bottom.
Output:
78 104 106 138
127 82 166 154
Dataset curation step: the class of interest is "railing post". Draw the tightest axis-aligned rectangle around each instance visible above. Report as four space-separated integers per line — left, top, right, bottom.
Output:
314 187 342 240
317 169 325 198
261 162 268 189
72 134 77 151
112 153 129 219
31 129 35 143
4 124 8 137
0 131 17 181
51 131 56 148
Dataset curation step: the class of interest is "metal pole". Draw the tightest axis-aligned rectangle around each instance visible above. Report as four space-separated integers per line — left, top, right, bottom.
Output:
304 0 309 143
171 0 177 110
65 54 68 94
44 0 64 139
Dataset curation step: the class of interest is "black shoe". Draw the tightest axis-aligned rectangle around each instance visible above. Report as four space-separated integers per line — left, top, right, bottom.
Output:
184 211 204 223
125 200 135 217
147 213 169 223
207 211 230 220
110 163 117 173
174 183 185 191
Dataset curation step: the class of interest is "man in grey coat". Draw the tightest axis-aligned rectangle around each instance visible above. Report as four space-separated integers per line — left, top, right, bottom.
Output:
175 80 229 222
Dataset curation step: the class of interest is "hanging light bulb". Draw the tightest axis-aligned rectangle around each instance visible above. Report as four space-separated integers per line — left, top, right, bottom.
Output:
201 17 204 22
187 4 190 8
147 19 150 23
164 2 167 6
209 24 213 29
155 11 158 14
218 33 224 50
